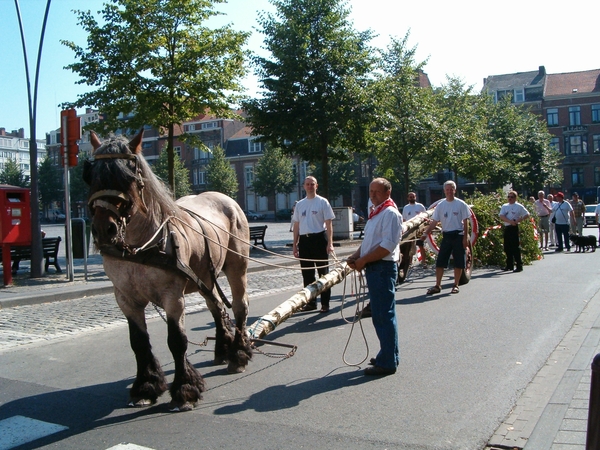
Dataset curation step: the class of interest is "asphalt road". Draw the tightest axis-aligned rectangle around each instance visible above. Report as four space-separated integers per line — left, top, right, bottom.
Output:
1 227 600 449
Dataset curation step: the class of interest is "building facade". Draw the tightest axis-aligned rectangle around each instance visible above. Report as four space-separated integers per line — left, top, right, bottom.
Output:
483 67 600 204
0 127 46 181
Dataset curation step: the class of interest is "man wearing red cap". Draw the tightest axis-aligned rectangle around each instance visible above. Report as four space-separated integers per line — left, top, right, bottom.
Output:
552 192 574 252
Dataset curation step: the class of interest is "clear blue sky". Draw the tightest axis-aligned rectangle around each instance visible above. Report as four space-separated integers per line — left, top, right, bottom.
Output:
2 0 598 139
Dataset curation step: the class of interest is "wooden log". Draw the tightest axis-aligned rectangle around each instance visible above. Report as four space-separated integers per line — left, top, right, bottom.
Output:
246 209 436 340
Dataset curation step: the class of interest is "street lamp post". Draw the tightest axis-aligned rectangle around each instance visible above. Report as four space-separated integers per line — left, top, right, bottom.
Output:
14 0 52 278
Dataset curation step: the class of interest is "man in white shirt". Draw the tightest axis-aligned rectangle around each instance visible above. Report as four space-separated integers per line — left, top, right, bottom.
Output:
533 190 552 251
402 192 427 260
347 178 402 376
423 180 471 295
292 176 335 313
499 191 530 272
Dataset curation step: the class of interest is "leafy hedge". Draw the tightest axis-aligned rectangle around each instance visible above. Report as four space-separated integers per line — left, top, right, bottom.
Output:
463 191 542 268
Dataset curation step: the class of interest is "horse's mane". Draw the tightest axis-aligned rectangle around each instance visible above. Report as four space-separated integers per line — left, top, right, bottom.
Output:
91 135 185 228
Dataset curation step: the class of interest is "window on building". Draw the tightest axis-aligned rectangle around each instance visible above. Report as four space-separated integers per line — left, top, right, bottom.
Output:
193 147 209 160
142 142 152 150
595 167 600 185
572 168 584 187
514 88 524 103
569 106 581 126
198 170 205 185
249 140 263 153
244 166 254 187
173 146 181 157
546 108 559 126
593 104 600 123
550 137 560 152
202 121 217 130
565 135 587 155
594 135 600 154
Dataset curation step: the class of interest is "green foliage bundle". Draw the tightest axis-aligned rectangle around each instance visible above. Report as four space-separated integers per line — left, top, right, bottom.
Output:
0 158 29 187
463 191 542 267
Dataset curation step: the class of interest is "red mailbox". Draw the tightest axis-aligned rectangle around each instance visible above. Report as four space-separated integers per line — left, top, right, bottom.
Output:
0 185 31 285
0 185 31 245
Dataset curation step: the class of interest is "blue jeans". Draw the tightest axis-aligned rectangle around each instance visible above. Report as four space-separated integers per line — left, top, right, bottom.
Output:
365 260 399 370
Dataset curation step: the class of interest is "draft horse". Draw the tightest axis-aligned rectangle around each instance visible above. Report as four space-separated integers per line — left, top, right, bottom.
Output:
83 130 252 411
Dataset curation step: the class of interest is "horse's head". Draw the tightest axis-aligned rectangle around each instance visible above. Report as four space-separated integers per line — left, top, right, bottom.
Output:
84 130 147 250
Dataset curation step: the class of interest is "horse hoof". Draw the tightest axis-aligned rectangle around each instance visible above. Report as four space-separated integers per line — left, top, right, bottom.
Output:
128 398 154 408
227 362 246 374
168 401 196 412
213 356 227 365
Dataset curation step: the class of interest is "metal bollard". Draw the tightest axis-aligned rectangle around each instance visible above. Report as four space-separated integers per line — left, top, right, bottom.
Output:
587 353 600 450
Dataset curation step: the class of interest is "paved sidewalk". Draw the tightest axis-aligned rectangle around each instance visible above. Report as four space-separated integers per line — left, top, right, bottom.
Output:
487 284 600 449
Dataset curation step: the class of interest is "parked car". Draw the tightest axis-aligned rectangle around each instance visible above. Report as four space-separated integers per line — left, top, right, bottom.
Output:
275 208 293 220
584 204 597 227
244 210 266 220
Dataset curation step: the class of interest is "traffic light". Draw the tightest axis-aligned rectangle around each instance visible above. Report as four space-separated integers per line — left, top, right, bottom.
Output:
60 109 81 167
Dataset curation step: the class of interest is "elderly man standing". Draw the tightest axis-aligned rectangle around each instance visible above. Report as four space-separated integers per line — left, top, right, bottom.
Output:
534 190 552 251
292 176 335 313
553 192 575 252
423 180 471 295
547 194 557 247
499 191 530 272
570 192 585 236
347 178 402 376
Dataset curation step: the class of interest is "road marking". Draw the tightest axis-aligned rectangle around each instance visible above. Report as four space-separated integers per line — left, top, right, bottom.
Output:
107 444 156 450
0 415 68 450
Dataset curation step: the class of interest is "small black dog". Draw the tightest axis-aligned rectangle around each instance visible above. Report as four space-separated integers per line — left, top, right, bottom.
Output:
569 234 597 253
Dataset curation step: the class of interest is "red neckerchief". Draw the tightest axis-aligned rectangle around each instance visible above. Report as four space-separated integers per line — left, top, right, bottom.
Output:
369 199 396 219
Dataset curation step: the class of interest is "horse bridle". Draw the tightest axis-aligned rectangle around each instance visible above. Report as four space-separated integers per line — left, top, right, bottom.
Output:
88 153 144 223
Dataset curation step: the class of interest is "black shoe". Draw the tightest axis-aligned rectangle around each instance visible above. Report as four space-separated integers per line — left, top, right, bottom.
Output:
513 267 523 273
301 301 317 312
357 304 371 318
555 248 563 252
369 358 376 366
502 267 512 271
364 366 396 376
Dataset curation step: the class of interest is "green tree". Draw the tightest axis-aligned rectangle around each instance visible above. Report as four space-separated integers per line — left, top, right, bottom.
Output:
62 0 248 193
0 158 28 187
152 149 192 199
244 0 375 199
38 156 63 212
206 146 238 198
69 157 90 205
252 146 295 200
487 96 562 192
371 33 440 198
312 152 356 201
432 78 505 185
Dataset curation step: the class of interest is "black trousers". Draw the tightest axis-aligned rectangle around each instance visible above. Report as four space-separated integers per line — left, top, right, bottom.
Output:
298 231 330 306
503 225 523 269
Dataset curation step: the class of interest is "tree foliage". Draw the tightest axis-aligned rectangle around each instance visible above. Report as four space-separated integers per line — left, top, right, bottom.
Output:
62 0 249 192
244 0 375 199
312 151 356 201
252 146 295 199
206 146 238 198
371 33 439 199
0 158 28 187
152 149 192 199
38 157 63 212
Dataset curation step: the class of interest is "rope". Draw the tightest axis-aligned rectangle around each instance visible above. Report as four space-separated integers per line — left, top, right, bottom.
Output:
338 269 370 367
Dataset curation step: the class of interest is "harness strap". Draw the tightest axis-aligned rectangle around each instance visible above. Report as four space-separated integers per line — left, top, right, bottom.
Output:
92 199 121 217
178 207 233 309
88 189 130 207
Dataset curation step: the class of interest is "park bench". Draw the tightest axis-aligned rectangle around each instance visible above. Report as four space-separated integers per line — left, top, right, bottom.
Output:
353 221 366 239
249 225 268 249
0 236 62 274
